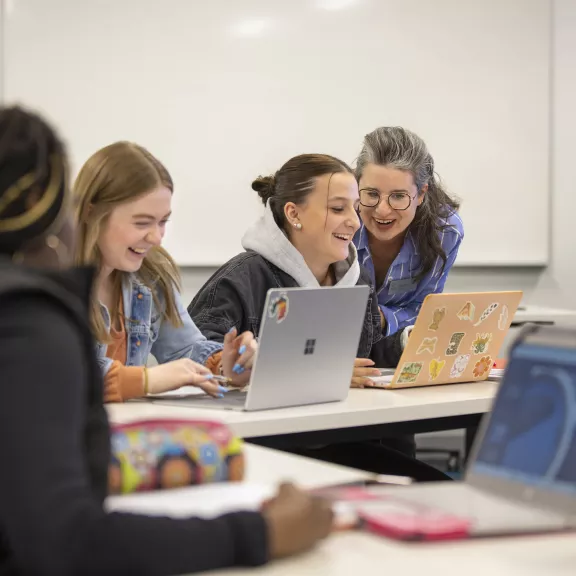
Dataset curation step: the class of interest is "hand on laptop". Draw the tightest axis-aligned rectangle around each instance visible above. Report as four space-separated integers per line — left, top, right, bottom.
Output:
262 483 333 558
146 359 222 396
220 327 257 387
350 358 381 388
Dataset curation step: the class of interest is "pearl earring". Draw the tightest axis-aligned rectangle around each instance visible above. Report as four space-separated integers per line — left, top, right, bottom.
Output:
293 222 302 230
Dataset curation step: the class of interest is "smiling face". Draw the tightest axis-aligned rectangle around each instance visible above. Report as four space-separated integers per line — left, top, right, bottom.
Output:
285 171 360 270
97 185 172 274
358 163 426 245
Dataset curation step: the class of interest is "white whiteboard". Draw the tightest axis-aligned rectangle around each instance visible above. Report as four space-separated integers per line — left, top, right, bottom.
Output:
2 0 550 266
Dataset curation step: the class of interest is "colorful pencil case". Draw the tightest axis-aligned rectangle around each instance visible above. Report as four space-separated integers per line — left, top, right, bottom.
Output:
108 418 245 495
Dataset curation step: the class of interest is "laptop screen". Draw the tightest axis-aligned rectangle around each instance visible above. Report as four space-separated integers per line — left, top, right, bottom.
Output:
471 342 576 495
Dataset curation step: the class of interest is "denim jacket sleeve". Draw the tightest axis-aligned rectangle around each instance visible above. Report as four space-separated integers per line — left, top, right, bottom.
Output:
151 288 223 366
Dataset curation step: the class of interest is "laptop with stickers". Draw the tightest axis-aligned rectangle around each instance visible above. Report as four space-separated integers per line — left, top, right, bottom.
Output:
370 291 523 389
152 285 370 411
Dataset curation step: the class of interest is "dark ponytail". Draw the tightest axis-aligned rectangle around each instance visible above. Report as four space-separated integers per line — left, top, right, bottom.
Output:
252 154 353 230
251 174 277 205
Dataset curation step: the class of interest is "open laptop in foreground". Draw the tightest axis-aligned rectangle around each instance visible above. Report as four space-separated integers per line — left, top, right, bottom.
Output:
370 291 523 389
353 325 576 540
151 285 369 411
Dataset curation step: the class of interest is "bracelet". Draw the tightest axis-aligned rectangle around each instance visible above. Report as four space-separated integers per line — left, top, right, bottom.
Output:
143 366 149 395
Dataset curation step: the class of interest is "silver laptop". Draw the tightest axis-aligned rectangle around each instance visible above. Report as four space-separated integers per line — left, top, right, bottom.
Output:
154 285 369 411
364 325 576 538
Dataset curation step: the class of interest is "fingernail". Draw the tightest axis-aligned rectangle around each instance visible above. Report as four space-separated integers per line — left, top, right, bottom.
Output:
233 364 245 375
203 374 215 380
372 369 381 375
218 385 228 393
238 345 246 354
216 393 224 398
228 327 235 334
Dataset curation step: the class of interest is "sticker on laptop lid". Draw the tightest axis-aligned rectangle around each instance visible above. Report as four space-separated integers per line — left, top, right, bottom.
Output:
498 305 509 330
473 303 499 326
397 362 423 384
417 337 438 355
473 355 492 379
456 301 475 322
429 358 446 381
428 307 446 331
445 332 465 356
470 333 492 355
449 354 470 378
268 293 289 324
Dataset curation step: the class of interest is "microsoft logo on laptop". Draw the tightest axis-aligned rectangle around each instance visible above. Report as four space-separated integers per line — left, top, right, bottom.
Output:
304 339 316 355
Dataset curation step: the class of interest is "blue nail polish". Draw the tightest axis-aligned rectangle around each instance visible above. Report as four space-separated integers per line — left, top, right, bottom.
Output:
203 374 214 380
238 345 246 354
228 327 235 334
218 385 228 393
236 366 245 375
216 393 224 398
233 363 241 373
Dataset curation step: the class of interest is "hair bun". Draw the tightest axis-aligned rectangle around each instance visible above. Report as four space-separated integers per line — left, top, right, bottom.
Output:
251 174 276 205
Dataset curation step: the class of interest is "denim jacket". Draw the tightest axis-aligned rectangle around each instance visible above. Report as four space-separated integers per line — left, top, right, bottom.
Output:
96 274 223 376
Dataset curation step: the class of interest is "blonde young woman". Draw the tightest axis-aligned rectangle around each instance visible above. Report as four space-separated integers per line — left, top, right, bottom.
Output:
0 106 331 576
73 142 257 402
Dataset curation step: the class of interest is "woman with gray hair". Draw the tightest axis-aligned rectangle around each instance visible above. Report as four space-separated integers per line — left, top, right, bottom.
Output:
354 126 464 336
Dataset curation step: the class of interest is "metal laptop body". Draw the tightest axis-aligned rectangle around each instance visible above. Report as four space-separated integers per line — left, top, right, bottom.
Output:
155 285 369 412
372 291 523 389
369 325 576 537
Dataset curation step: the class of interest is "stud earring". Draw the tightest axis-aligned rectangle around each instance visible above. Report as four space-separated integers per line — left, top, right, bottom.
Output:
293 222 302 230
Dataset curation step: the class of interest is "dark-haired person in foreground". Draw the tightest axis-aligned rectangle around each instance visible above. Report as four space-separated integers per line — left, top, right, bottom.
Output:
0 106 332 576
189 153 450 482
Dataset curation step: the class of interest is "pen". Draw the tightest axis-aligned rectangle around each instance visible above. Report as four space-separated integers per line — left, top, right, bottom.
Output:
210 374 233 385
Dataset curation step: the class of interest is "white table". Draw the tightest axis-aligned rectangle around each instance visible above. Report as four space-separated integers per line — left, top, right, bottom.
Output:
107 382 498 445
202 529 576 576
107 441 576 576
210 445 576 576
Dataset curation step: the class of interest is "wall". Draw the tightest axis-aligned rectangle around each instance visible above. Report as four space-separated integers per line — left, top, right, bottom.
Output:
180 266 542 310
532 0 576 310
181 0 575 311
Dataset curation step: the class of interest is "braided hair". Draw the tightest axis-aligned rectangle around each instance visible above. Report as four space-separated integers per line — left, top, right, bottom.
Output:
0 106 67 255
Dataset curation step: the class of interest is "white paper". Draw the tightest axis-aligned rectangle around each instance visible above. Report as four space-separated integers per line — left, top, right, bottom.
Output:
367 374 394 385
105 482 275 518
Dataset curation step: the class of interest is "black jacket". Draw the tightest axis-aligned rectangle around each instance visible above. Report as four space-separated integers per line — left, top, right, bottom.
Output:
188 251 404 367
0 259 268 576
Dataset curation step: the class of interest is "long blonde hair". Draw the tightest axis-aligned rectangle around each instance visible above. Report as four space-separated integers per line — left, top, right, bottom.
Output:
73 141 182 343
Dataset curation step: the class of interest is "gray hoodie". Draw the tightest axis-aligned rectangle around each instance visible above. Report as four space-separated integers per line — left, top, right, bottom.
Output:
242 202 412 347
241 201 360 288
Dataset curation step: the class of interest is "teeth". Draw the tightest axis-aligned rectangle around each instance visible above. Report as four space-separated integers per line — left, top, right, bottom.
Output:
375 219 393 225
131 248 146 254
333 234 350 240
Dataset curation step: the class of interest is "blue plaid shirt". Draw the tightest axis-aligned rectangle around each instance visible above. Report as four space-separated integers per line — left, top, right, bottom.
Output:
355 211 464 336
